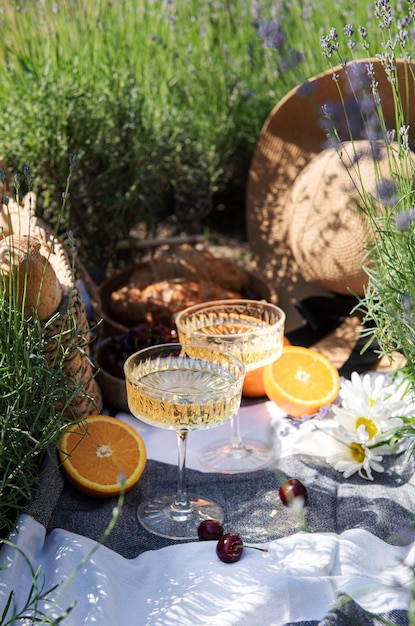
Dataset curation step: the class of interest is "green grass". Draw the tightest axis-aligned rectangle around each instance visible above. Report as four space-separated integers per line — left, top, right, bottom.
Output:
0 0 377 272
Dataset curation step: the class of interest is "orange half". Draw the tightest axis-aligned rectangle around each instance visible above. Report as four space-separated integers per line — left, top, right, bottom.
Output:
243 336 291 398
263 346 340 417
58 415 146 498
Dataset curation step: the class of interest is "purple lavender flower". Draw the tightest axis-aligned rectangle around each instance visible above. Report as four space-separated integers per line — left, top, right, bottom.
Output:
386 129 396 144
321 28 339 58
399 124 411 154
257 19 285 50
250 0 261 26
23 165 32 187
343 24 355 49
344 24 354 38
374 0 394 29
281 49 304 71
366 62 381 105
395 207 415 229
376 178 398 207
318 94 381 145
13 173 21 192
377 51 396 83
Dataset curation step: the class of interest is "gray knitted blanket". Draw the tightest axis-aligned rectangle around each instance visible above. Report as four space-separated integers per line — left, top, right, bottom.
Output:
25 444 415 626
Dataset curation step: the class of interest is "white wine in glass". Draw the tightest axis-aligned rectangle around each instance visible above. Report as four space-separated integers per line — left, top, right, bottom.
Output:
176 299 285 473
124 342 245 539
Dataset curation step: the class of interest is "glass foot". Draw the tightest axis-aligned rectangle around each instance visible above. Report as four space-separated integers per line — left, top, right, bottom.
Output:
137 493 224 540
198 438 275 473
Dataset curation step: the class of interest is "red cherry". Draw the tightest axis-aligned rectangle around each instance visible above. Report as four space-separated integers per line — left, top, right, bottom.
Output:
128 323 150 349
198 519 224 541
151 324 174 344
111 359 126 380
279 478 308 506
99 347 117 371
216 533 244 563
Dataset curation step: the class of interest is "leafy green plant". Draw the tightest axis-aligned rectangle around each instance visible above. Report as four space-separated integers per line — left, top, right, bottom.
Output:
320 2 415 442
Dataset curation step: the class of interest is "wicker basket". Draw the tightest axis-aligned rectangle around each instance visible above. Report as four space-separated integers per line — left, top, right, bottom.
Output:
98 248 278 337
2 193 102 418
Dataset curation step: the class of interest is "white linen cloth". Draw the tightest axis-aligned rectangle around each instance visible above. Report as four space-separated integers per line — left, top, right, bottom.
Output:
2 513 415 625
1 400 415 625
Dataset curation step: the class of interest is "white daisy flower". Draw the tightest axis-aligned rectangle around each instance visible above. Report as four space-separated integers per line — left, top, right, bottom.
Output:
331 372 407 445
325 427 385 480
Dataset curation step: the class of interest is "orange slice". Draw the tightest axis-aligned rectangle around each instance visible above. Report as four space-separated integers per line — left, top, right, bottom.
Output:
263 346 340 417
242 336 291 398
58 415 146 498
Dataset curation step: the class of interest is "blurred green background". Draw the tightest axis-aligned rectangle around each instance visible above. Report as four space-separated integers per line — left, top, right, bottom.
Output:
0 0 381 273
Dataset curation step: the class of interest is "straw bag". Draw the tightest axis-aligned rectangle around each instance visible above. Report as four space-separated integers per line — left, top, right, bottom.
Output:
1 191 102 419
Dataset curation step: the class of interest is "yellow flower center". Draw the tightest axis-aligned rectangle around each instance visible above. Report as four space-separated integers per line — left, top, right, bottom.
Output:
350 442 365 463
355 416 378 440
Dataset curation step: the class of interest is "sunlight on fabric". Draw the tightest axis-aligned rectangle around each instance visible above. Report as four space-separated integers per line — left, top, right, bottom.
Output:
1 515 414 625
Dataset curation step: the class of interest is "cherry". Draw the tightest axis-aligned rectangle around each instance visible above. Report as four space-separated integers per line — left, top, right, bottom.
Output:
197 519 224 541
216 533 268 563
128 323 150 349
111 359 127 380
216 533 244 563
151 324 174 344
98 320 178 380
99 347 117 372
279 478 308 506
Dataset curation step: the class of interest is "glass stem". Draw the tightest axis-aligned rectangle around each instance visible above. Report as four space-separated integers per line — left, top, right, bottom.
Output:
174 429 190 511
229 413 245 451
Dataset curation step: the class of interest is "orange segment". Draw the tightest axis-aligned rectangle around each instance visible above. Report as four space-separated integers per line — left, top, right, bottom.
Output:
263 346 340 417
243 336 291 398
58 415 146 498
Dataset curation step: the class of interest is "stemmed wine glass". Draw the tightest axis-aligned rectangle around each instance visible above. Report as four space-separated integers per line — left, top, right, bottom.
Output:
124 342 245 540
175 299 285 473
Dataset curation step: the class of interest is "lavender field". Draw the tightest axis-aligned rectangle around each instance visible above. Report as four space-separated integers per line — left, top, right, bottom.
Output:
0 0 406 271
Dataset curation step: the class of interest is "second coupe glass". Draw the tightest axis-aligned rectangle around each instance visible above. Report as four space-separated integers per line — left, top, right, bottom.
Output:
176 299 285 473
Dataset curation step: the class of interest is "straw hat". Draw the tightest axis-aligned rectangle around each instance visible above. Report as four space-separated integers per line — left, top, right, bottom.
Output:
246 58 415 370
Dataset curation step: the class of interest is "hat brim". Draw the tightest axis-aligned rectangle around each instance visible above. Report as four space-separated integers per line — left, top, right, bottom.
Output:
246 59 414 370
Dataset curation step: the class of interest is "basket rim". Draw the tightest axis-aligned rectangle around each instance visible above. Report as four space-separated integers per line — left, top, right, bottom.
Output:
97 259 278 337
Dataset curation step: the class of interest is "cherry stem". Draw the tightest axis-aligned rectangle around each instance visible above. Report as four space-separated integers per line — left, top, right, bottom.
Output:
233 544 268 553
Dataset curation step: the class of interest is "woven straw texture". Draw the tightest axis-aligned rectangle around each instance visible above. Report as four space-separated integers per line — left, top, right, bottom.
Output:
247 59 415 324
1 192 102 418
246 58 415 370
287 139 401 295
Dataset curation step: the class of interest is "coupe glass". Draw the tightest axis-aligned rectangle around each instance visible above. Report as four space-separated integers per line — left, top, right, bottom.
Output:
124 342 245 540
176 299 285 473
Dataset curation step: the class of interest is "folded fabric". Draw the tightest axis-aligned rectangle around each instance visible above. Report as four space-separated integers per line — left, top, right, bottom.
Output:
1 514 413 626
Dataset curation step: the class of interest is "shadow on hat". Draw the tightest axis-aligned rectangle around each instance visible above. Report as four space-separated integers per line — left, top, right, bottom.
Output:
246 58 414 372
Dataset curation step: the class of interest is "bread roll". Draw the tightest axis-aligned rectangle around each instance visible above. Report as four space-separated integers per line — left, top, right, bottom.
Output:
0 234 62 320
